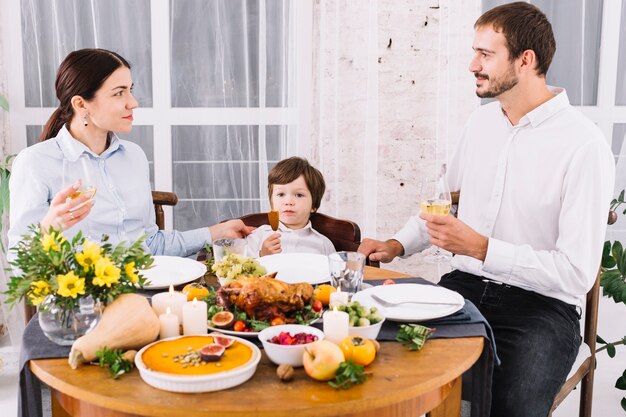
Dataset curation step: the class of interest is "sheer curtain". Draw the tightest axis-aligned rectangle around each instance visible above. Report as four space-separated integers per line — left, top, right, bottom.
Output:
3 0 297 347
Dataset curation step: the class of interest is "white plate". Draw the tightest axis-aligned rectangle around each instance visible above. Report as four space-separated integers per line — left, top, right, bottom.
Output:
141 256 207 289
257 253 330 285
206 324 261 337
352 283 465 322
135 335 261 393
207 316 321 338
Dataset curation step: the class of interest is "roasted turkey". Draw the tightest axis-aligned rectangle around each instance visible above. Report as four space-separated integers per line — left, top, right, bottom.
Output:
216 275 314 322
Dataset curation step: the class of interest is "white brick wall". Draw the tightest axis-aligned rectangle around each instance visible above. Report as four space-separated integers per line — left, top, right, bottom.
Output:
312 0 480 278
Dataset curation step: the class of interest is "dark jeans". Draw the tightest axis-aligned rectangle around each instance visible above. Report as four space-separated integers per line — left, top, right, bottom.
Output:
439 270 581 417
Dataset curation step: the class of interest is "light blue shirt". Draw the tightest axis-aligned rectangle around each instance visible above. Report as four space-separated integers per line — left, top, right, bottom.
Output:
8 125 211 257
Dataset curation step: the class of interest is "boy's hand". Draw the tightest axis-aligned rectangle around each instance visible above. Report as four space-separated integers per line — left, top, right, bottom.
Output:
260 233 281 256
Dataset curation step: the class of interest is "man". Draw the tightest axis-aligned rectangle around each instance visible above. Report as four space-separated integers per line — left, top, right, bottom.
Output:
358 3 615 416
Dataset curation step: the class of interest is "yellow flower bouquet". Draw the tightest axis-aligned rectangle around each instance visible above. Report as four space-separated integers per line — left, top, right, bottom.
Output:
5 225 153 343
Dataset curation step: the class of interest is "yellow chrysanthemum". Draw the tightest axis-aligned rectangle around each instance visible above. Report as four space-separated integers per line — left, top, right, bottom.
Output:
28 292 47 306
57 272 86 299
93 257 121 288
75 240 103 270
40 234 59 252
124 262 139 284
28 280 51 306
31 280 51 295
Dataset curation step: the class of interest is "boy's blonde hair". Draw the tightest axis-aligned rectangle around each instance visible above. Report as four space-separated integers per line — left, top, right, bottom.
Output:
268 157 325 211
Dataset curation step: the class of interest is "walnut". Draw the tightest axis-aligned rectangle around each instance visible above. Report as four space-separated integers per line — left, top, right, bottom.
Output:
276 364 294 382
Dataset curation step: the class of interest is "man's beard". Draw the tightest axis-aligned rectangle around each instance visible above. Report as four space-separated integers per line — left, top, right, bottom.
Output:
475 66 519 98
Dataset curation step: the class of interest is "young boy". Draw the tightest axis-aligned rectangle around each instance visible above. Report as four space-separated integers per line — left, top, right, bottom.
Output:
246 157 335 257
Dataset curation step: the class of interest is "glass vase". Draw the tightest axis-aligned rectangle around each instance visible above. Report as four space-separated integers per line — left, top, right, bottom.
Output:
38 294 102 346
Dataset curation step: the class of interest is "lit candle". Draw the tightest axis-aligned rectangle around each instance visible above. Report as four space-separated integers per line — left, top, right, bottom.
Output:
151 284 187 324
329 287 349 309
323 307 349 345
182 298 208 336
159 307 180 339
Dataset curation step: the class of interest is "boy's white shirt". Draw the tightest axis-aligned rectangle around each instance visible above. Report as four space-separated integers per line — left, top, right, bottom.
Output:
245 221 336 257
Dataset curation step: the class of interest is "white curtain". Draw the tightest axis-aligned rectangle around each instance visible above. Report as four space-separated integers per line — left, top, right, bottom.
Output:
4 0 297 345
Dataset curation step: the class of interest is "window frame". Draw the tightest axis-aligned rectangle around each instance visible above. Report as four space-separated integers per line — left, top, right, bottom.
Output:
3 0 313 229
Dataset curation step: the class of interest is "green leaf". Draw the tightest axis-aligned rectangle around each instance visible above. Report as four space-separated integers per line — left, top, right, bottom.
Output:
621 397 626 412
616 375 626 390
614 241 624 271
608 343 616 358
620 190 625 202
597 335 607 344
0 95 8 112
603 241 616 268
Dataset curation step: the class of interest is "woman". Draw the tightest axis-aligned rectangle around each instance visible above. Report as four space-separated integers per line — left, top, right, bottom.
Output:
8 48 251 256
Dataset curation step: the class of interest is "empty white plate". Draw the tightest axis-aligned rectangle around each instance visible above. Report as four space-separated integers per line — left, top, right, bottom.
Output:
352 283 465 322
257 253 330 285
141 256 207 289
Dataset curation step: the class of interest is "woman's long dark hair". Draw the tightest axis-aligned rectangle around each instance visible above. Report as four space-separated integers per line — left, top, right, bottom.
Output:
40 48 131 141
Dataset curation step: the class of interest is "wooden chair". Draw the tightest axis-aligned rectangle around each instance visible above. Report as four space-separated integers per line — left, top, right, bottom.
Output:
152 191 178 230
232 211 378 267
450 191 612 417
22 190 179 324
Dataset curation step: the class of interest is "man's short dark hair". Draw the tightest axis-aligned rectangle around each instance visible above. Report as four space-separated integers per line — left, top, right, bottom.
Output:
268 157 326 211
476 2 556 76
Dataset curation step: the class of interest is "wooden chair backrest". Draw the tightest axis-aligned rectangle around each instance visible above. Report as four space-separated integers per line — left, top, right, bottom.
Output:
233 211 377 267
451 190 612 417
237 212 361 252
152 191 178 230
23 190 179 324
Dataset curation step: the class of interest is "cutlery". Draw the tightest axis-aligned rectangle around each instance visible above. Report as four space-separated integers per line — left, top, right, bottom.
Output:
370 293 458 307
268 210 280 231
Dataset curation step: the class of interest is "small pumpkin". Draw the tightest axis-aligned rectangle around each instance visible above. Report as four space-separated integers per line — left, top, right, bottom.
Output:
182 282 210 302
68 293 160 369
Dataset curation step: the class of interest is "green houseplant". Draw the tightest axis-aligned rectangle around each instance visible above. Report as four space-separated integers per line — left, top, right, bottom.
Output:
598 190 626 411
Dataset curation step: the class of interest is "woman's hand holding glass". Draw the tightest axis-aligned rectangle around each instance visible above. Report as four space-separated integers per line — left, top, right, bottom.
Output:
41 181 94 231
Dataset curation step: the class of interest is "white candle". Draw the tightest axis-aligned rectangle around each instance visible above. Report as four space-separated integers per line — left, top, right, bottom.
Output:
329 287 349 309
323 307 349 345
151 284 187 324
182 298 208 336
159 307 180 339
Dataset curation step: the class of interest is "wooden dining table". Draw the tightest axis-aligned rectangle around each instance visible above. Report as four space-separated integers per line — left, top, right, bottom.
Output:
29 266 485 417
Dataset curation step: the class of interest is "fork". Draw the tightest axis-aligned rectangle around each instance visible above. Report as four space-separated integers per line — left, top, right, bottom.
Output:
370 293 458 307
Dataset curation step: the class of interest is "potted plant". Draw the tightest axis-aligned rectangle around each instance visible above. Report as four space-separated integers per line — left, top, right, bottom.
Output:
4 226 153 345
597 190 626 411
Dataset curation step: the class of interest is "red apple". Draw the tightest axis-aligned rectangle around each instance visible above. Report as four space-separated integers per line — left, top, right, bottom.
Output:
302 340 345 381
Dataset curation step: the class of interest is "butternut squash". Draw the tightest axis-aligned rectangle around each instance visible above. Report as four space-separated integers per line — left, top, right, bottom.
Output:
68 293 160 369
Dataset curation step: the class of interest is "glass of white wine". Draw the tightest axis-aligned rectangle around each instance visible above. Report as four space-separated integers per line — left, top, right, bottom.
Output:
63 154 97 202
419 164 452 262
62 154 97 235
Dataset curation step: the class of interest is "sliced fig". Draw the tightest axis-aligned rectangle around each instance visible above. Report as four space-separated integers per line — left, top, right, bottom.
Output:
200 344 225 362
211 311 235 328
209 332 235 348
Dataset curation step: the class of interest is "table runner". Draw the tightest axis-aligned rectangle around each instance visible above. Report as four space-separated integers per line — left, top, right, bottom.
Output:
19 277 495 417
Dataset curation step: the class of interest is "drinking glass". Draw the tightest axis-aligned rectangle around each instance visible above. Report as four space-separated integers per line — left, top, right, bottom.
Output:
62 154 97 235
419 164 452 263
62 154 97 202
212 238 247 262
328 251 366 296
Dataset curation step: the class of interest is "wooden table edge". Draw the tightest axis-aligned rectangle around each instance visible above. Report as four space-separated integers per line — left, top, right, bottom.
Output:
30 337 484 417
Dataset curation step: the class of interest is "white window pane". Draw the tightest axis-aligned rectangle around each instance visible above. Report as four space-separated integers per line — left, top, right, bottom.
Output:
118 126 155 188
170 0 260 107
175 200 260 231
616 1 626 105
613 123 626 157
20 0 153 107
265 0 291 107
